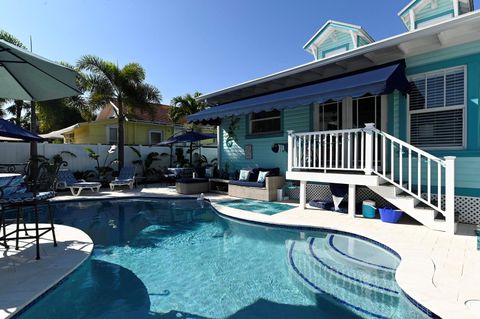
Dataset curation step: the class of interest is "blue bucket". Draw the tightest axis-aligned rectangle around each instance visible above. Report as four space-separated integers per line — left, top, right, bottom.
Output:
362 200 376 218
379 208 404 224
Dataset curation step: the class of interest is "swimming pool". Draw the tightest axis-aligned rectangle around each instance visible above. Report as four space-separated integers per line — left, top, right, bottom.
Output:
16 198 435 319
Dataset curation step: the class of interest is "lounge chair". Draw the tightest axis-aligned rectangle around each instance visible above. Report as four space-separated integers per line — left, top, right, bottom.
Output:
56 169 101 196
110 166 136 190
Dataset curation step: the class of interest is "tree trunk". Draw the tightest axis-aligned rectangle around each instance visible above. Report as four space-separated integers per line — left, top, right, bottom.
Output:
30 101 38 184
117 99 125 169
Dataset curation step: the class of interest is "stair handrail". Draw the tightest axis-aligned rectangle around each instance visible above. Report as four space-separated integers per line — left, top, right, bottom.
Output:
370 128 445 167
367 126 456 234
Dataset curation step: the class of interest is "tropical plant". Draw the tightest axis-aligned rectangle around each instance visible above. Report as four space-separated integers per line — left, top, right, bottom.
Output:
77 55 161 169
129 146 168 181
84 145 117 179
174 148 188 167
169 92 207 126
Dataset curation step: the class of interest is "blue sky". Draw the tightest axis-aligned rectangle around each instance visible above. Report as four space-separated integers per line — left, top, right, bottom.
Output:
2 0 479 103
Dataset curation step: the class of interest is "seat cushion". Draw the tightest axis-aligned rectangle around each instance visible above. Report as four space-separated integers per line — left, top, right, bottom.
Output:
0 191 56 204
229 180 265 188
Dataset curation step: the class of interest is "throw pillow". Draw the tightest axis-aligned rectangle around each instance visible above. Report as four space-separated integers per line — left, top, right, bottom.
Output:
239 169 250 181
205 167 214 178
257 171 269 183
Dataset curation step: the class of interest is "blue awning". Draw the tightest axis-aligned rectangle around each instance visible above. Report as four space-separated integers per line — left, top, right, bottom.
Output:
188 62 408 124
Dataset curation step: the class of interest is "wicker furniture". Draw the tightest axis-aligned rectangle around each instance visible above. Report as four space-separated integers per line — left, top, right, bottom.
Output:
176 178 209 195
228 175 285 201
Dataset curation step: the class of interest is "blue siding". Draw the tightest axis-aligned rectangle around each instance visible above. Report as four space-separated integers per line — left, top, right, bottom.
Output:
316 30 353 59
219 107 310 175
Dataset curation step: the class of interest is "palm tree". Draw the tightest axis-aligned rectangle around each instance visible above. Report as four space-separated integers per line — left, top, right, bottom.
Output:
77 55 161 168
169 92 207 127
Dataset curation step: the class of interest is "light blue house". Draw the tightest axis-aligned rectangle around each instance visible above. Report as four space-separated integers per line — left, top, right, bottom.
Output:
189 0 479 233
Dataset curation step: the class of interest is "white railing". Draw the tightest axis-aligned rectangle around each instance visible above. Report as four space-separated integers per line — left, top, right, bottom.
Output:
288 125 456 233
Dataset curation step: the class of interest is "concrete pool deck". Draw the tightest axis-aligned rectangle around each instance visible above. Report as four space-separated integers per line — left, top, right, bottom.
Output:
1 184 478 319
0 224 93 319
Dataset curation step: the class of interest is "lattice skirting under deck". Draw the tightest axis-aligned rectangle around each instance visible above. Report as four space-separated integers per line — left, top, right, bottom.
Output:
287 184 480 225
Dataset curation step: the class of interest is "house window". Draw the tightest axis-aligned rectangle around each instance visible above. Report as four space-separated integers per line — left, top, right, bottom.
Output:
318 101 342 131
408 66 466 149
352 96 381 130
249 110 281 135
107 126 118 145
149 131 163 145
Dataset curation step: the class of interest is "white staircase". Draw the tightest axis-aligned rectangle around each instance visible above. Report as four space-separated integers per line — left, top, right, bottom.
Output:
368 183 447 231
286 125 457 234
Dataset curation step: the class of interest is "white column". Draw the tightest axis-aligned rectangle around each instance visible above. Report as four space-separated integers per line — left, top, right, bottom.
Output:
348 184 356 218
364 123 375 175
444 156 456 235
287 130 294 172
299 180 307 209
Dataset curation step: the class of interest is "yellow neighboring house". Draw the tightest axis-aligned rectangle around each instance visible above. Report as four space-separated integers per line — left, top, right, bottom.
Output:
48 102 183 145
42 102 217 145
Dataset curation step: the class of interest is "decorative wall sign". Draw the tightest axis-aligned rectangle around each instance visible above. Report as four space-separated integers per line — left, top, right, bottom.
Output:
245 144 253 160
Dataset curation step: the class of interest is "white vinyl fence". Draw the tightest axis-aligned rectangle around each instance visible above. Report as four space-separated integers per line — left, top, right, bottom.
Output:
0 142 217 173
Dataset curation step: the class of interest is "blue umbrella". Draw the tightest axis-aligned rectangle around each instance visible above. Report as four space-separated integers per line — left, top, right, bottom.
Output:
0 118 42 141
157 131 216 145
157 131 216 166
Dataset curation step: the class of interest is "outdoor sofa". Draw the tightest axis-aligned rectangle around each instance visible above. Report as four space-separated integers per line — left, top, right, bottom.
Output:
228 168 285 201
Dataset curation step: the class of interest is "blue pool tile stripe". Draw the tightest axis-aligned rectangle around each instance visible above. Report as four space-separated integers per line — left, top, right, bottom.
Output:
288 241 390 319
327 235 397 271
309 238 399 294
215 207 441 318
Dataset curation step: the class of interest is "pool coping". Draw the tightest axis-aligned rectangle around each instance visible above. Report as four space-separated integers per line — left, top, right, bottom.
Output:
4 190 478 319
210 200 480 319
0 225 93 319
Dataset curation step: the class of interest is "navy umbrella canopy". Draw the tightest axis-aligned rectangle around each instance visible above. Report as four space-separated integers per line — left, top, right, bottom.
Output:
0 118 42 141
158 131 216 146
157 131 216 167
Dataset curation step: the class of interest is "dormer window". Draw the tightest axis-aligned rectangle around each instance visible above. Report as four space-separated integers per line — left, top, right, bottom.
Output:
398 0 474 31
303 21 374 61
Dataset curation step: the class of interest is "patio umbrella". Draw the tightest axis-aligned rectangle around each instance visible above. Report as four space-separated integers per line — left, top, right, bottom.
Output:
157 131 216 166
0 39 81 101
0 39 82 173
0 118 43 141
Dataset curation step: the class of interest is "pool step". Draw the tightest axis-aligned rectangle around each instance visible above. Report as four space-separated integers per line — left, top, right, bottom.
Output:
286 239 400 319
322 234 400 273
308 237 400 296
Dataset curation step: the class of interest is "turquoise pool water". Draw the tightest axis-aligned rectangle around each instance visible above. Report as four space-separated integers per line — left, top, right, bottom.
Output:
216 199 295 215
16 198 434 319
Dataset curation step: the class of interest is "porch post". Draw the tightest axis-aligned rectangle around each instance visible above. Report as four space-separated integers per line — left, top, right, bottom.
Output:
348 184 356 218
444 156 456 235
287 130 294 172
299 180 307 209
364 123 375 175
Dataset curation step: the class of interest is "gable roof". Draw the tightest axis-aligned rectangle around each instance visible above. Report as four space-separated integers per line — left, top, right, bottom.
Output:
303 20 374 50
398 0 474 16
96 102 186 124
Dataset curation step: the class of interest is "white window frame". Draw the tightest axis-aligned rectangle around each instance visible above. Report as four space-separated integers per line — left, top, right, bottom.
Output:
106 125 118 145
407 65 467 150
352 95 382 129
316 101 342 131
249 110 281 135
149 130 163 145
